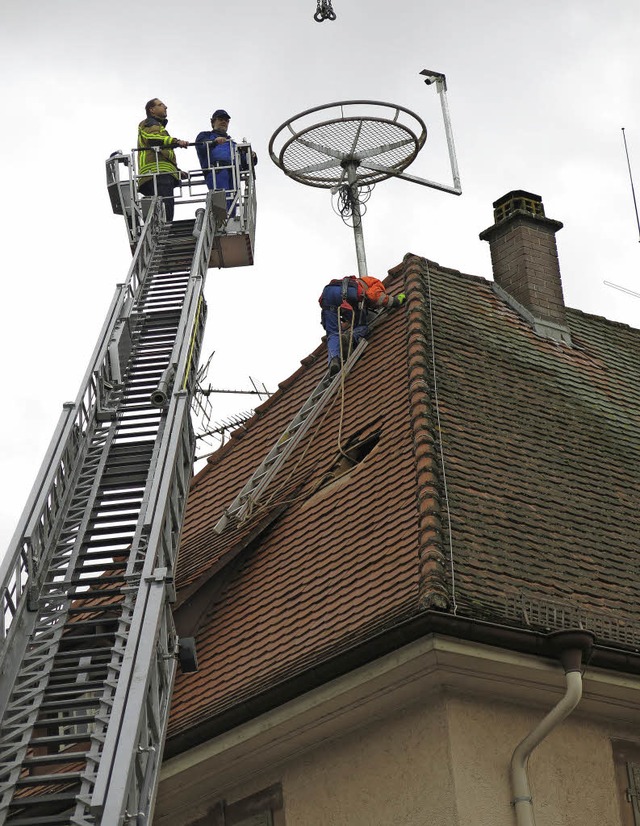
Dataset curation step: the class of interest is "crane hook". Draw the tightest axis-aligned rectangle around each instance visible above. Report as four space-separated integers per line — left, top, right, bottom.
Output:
314 0 336 21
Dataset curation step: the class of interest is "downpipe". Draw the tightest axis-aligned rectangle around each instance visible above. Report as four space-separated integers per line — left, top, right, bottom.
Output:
510 630 594 826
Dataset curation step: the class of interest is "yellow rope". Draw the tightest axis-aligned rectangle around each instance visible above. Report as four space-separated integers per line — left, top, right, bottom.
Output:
182 296 203 390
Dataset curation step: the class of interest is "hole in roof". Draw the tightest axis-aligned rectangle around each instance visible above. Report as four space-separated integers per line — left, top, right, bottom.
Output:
315 430 382 492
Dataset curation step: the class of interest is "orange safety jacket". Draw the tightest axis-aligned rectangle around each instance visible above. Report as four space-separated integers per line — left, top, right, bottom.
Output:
357 276 394 308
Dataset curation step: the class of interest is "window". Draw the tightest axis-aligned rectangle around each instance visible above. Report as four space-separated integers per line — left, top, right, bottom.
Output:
613 740 640 826
190 784 284 826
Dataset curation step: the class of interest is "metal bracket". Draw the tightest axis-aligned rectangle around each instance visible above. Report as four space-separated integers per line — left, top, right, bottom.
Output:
388 69 461 195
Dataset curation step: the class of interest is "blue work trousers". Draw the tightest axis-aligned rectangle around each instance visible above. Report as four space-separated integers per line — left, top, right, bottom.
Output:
320 284 368 362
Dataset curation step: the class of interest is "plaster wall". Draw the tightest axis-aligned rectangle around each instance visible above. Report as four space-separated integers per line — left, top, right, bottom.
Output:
158 689 626 826
445 693 621 826
276 692 455 826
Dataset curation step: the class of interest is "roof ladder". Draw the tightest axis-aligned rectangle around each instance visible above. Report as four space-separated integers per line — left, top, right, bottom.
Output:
213 338 371 534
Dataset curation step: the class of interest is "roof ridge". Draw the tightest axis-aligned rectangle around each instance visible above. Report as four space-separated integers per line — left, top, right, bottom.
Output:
402 254 450 610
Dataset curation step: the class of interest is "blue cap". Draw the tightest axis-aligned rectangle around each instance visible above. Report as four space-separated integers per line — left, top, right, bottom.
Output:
211 109 230 120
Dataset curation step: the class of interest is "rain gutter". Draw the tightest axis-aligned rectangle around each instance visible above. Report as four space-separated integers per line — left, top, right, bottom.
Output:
165 612 629 759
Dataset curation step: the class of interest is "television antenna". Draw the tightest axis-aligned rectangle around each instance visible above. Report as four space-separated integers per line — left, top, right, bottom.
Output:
604 280 640 299
269 69 461 276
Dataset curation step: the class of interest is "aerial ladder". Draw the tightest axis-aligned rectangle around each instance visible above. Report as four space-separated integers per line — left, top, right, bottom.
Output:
0 144 256 824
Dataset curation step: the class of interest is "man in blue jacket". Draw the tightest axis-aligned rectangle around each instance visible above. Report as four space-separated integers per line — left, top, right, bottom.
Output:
195 110 257 208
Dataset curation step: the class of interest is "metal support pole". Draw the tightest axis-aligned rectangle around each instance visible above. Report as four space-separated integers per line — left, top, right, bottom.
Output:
434 76 461 193
345 163 368 276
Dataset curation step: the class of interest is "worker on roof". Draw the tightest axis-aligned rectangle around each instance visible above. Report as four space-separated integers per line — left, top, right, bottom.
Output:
137 98 189 223
319 276 406 376
195 109 257 208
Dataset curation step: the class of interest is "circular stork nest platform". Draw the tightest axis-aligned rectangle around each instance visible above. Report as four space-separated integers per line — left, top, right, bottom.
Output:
269 100 427 189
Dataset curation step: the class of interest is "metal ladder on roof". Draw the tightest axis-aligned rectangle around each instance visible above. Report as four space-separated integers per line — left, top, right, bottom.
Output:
213 326 380 534
0 192 222 825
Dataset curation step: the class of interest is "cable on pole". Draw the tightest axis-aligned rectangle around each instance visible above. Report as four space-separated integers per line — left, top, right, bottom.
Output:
332 182 374 227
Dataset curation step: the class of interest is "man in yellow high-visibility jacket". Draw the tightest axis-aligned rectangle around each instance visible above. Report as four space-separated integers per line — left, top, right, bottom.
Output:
137 98 188 222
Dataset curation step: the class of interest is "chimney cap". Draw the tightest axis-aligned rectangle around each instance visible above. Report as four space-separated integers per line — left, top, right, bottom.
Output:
492 189 542 210
492 190 547 224
480 190 563 241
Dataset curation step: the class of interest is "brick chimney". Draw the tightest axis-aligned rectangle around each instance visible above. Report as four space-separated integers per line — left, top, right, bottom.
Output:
479 190 571 344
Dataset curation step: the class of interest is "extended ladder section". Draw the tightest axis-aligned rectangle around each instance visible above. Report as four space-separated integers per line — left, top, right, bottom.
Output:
214 329 380 535
0 191 223 825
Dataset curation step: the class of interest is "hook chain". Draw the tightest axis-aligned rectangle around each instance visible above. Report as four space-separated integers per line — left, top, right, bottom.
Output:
314 0 336 22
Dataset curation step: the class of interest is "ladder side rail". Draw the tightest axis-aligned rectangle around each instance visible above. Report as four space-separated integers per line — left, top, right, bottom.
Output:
126 589 177 826
142 393 196 578
235 340 369 523
15 196 164 556
121 197 163 300
0 200 165 720
194 190 221 275
90 394 194 820
0 197 162 604
91 571 177 825
243 164 257 255
236 142 257 248
0 403 74 634
0 277 128 652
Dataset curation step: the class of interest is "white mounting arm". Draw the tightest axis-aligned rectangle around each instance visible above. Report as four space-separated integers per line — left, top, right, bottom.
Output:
362 70 462 196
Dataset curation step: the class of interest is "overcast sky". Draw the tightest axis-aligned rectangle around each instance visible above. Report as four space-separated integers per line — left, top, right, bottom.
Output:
1 0 639 554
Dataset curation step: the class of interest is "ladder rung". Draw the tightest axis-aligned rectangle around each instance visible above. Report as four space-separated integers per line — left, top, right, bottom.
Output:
6 812 76 825
72 559 128 571
48 664 109 679
67 605 122 615
77 536 134 550
58 633 119 648
59 618 119 632
22 751 88 767
16 772 83 787
24 646 109 665
34 713 98 728
8 791 77 808
65 590 124 601
53 651 113 664
67 575 126 587
38 697 101 712
29 733 91 747
41 679 106 695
